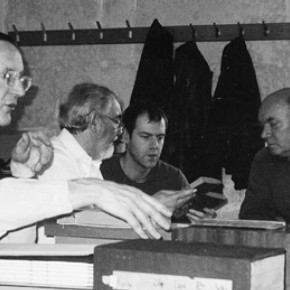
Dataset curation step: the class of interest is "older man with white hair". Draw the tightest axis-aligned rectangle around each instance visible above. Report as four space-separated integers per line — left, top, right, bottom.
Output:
0 33 172 241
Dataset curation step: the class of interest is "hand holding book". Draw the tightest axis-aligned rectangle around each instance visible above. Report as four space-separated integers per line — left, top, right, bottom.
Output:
153 187 197 213
172 177 227 223
186 207 217 221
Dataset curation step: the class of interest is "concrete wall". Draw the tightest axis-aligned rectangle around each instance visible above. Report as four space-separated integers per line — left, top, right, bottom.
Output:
2 0 290 219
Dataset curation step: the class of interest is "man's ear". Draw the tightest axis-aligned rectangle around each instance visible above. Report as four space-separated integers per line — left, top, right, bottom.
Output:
122 128 130 144
89 115 102 134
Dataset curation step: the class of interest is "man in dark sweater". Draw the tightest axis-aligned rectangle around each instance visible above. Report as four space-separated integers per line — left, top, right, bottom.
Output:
101 103 216 220
239 88 290 223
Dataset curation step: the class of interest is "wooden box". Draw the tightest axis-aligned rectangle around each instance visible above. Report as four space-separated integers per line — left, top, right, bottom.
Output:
94 239 285 290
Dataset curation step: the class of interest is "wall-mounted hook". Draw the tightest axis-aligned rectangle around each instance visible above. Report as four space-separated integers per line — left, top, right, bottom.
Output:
96 21 104 40
12 24 20 43
125 20 133 39
237 22 245 37
41 22 47 42
213 22 221 38
68 22 75 41
190 23 197 40
262 21 270 37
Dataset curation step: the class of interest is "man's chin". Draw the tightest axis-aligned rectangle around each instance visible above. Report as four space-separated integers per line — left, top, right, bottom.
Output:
268 145 283 156
99 146 114 161
144 160 158 168
0 114 12 126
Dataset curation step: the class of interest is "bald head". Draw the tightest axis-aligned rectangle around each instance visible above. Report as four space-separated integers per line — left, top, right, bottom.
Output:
0 39 21 55
259 88 290 126
262 88 290 109
0 31 20 58
0 38 25 126
259 88 290 158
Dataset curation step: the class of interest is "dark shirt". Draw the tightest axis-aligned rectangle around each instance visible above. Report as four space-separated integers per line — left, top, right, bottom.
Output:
239 147 290 223
100 154 189 196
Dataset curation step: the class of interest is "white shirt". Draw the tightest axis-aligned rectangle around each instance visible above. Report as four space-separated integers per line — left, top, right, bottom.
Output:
37 129 104 243
38 128 103 181
3 129 103 243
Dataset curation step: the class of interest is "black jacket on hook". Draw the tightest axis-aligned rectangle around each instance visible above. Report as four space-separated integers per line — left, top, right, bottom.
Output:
204 37 264 189
162 40 213 183
130 19 174 116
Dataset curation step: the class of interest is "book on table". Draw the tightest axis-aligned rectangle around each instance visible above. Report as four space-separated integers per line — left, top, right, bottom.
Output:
47 176 226 241
45 208 174 243
188 218 286 230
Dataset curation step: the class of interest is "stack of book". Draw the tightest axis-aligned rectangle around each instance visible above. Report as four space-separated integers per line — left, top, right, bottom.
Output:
0 244 94 289
44 209 175 244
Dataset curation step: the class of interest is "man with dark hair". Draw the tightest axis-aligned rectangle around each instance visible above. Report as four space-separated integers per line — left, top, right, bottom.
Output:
38 83 186 240
239 88 290 222
0 34 172 241
101 103 215 219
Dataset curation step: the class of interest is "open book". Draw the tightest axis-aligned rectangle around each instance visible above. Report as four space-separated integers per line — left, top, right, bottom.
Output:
173 176 227 222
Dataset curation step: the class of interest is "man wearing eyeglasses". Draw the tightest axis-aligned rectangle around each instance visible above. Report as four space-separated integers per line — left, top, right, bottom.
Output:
36 83 195 241
38 83 125 181
0 34 172 242
0 36 53 179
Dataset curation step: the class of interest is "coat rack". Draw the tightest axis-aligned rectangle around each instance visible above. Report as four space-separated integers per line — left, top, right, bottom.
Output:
7 21 290 46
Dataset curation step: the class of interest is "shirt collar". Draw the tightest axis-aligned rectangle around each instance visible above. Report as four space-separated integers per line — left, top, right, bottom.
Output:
57 128 102 168
58 128 88 159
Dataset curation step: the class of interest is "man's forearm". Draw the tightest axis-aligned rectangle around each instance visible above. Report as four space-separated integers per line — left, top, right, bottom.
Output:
0 178 72 236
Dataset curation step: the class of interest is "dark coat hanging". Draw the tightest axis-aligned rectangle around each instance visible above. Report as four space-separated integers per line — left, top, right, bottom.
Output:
129 19 174 116
162 40 213 183
203 37 264 189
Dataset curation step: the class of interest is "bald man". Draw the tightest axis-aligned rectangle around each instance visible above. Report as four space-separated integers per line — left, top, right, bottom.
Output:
0 34 172 241
239 88 290 222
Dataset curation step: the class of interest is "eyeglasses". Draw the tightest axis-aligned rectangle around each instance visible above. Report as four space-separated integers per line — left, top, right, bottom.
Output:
0 71 32 92
101 114 123 131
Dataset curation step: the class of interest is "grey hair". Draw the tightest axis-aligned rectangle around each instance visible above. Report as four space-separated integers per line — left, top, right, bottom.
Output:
59 83 119 134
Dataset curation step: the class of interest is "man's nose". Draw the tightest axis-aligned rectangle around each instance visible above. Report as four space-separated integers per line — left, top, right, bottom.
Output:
261 124 271 139
10 80 26 97
150 137 158 148
116 126 123 137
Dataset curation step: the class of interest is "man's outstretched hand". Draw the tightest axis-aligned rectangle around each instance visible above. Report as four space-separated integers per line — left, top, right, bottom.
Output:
68 178 173 239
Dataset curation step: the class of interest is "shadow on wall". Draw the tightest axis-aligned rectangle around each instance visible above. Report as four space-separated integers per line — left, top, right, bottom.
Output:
9 85 39 130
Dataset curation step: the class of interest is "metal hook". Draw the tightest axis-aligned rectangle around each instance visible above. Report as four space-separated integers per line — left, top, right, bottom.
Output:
213 22 221 38
190 23 197 40
12 24 20 43
125 20 133 39
262 21 270 37
68 22 75 41
238 22 245 37
96 21 103 40
41 22 47 42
